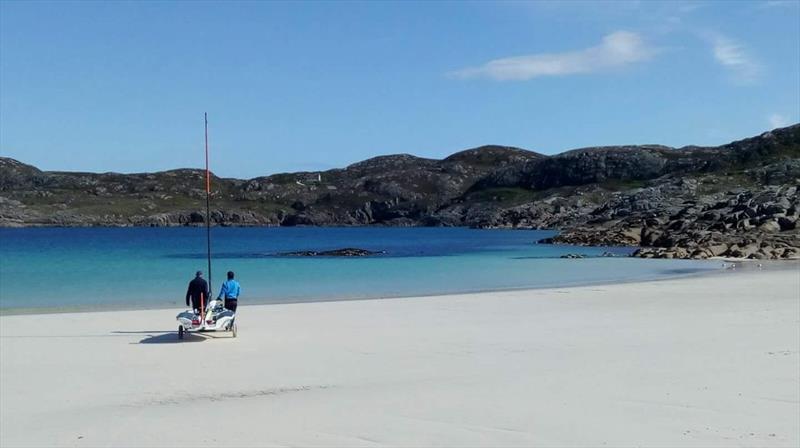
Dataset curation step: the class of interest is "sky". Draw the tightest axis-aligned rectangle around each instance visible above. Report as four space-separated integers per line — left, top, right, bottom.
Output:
1 0 799 178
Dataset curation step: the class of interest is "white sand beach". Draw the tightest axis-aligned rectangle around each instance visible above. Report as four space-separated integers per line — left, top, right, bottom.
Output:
1 268 798 447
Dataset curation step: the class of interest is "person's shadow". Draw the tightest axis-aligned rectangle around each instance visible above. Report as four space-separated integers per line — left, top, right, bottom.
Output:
111 330 208 344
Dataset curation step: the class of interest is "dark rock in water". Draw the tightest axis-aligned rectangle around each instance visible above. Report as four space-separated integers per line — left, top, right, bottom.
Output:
560 253 587 259
278 248 384 257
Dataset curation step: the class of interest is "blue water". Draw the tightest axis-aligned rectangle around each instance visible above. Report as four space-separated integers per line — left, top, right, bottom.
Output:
0 227 717 312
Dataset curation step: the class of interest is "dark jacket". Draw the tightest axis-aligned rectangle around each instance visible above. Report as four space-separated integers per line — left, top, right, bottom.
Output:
186 277 209 307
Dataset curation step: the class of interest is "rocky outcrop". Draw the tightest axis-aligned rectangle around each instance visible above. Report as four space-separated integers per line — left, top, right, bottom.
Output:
549 182 800 260
472 125 800 193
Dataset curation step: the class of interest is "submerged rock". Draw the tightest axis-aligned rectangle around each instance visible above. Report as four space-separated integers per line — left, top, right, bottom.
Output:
278 248 384 257
560 253 587 259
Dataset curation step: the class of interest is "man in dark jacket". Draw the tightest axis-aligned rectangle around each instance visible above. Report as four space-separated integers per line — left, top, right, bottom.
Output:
186 270 209 314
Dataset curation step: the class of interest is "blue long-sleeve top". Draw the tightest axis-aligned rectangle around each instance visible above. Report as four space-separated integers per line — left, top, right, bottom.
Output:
218 279 241 300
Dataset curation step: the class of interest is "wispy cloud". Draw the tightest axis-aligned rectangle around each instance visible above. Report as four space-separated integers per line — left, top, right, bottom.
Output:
449 31 654 81
756 0 798 9
768 113 791 129
676 2 704 14
704 32 762 84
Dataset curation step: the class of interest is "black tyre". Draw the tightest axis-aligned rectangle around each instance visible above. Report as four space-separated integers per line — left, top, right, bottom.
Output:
178 325 184 340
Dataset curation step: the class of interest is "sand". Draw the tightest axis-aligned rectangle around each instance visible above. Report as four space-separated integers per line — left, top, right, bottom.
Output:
1 267 798 447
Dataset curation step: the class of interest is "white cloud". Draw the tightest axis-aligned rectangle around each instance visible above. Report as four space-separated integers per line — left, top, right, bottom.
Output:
704 33 762 83
768 113 791 129
449 31 654 81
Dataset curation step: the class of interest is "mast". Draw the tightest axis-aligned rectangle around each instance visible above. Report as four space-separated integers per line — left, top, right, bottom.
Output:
204 112 212 299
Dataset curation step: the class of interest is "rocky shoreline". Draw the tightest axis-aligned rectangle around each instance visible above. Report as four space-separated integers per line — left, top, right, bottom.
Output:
546 184 799 260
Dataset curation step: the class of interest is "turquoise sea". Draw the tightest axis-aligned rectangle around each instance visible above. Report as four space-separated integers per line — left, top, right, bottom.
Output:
0 227 718 313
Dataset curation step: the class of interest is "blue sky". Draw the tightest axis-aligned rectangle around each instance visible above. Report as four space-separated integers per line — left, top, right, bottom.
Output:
1 0 798 178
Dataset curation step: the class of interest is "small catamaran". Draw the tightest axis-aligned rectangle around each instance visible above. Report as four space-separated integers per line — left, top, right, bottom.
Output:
176 113 237 340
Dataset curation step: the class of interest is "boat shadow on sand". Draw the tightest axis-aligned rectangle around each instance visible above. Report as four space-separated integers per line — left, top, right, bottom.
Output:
111 330 227 344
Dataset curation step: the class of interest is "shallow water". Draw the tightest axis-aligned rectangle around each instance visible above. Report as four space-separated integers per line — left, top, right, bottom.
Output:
0 227 717 312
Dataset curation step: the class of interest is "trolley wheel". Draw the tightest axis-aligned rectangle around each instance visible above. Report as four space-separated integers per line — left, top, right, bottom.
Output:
232 322 238 338
178 325 185 340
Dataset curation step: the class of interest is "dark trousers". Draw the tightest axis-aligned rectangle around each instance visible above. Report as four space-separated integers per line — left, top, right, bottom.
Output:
224 299 238 313
191 298 204 312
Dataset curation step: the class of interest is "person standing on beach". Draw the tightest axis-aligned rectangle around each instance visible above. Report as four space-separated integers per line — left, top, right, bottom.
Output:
217 271 241 312
186 270 209 314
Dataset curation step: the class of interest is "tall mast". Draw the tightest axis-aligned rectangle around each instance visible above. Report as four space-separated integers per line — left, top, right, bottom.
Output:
204 112 212 298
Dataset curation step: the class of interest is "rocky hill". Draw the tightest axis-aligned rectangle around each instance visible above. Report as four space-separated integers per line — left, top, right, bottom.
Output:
0 145 542 227
2 125 799 259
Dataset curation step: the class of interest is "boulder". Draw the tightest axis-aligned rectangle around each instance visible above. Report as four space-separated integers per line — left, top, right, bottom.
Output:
707 244 730 257
778 217 797 231
758 219 781 232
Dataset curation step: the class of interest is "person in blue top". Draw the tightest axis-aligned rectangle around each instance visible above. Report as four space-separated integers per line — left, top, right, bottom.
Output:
217 271 241 312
